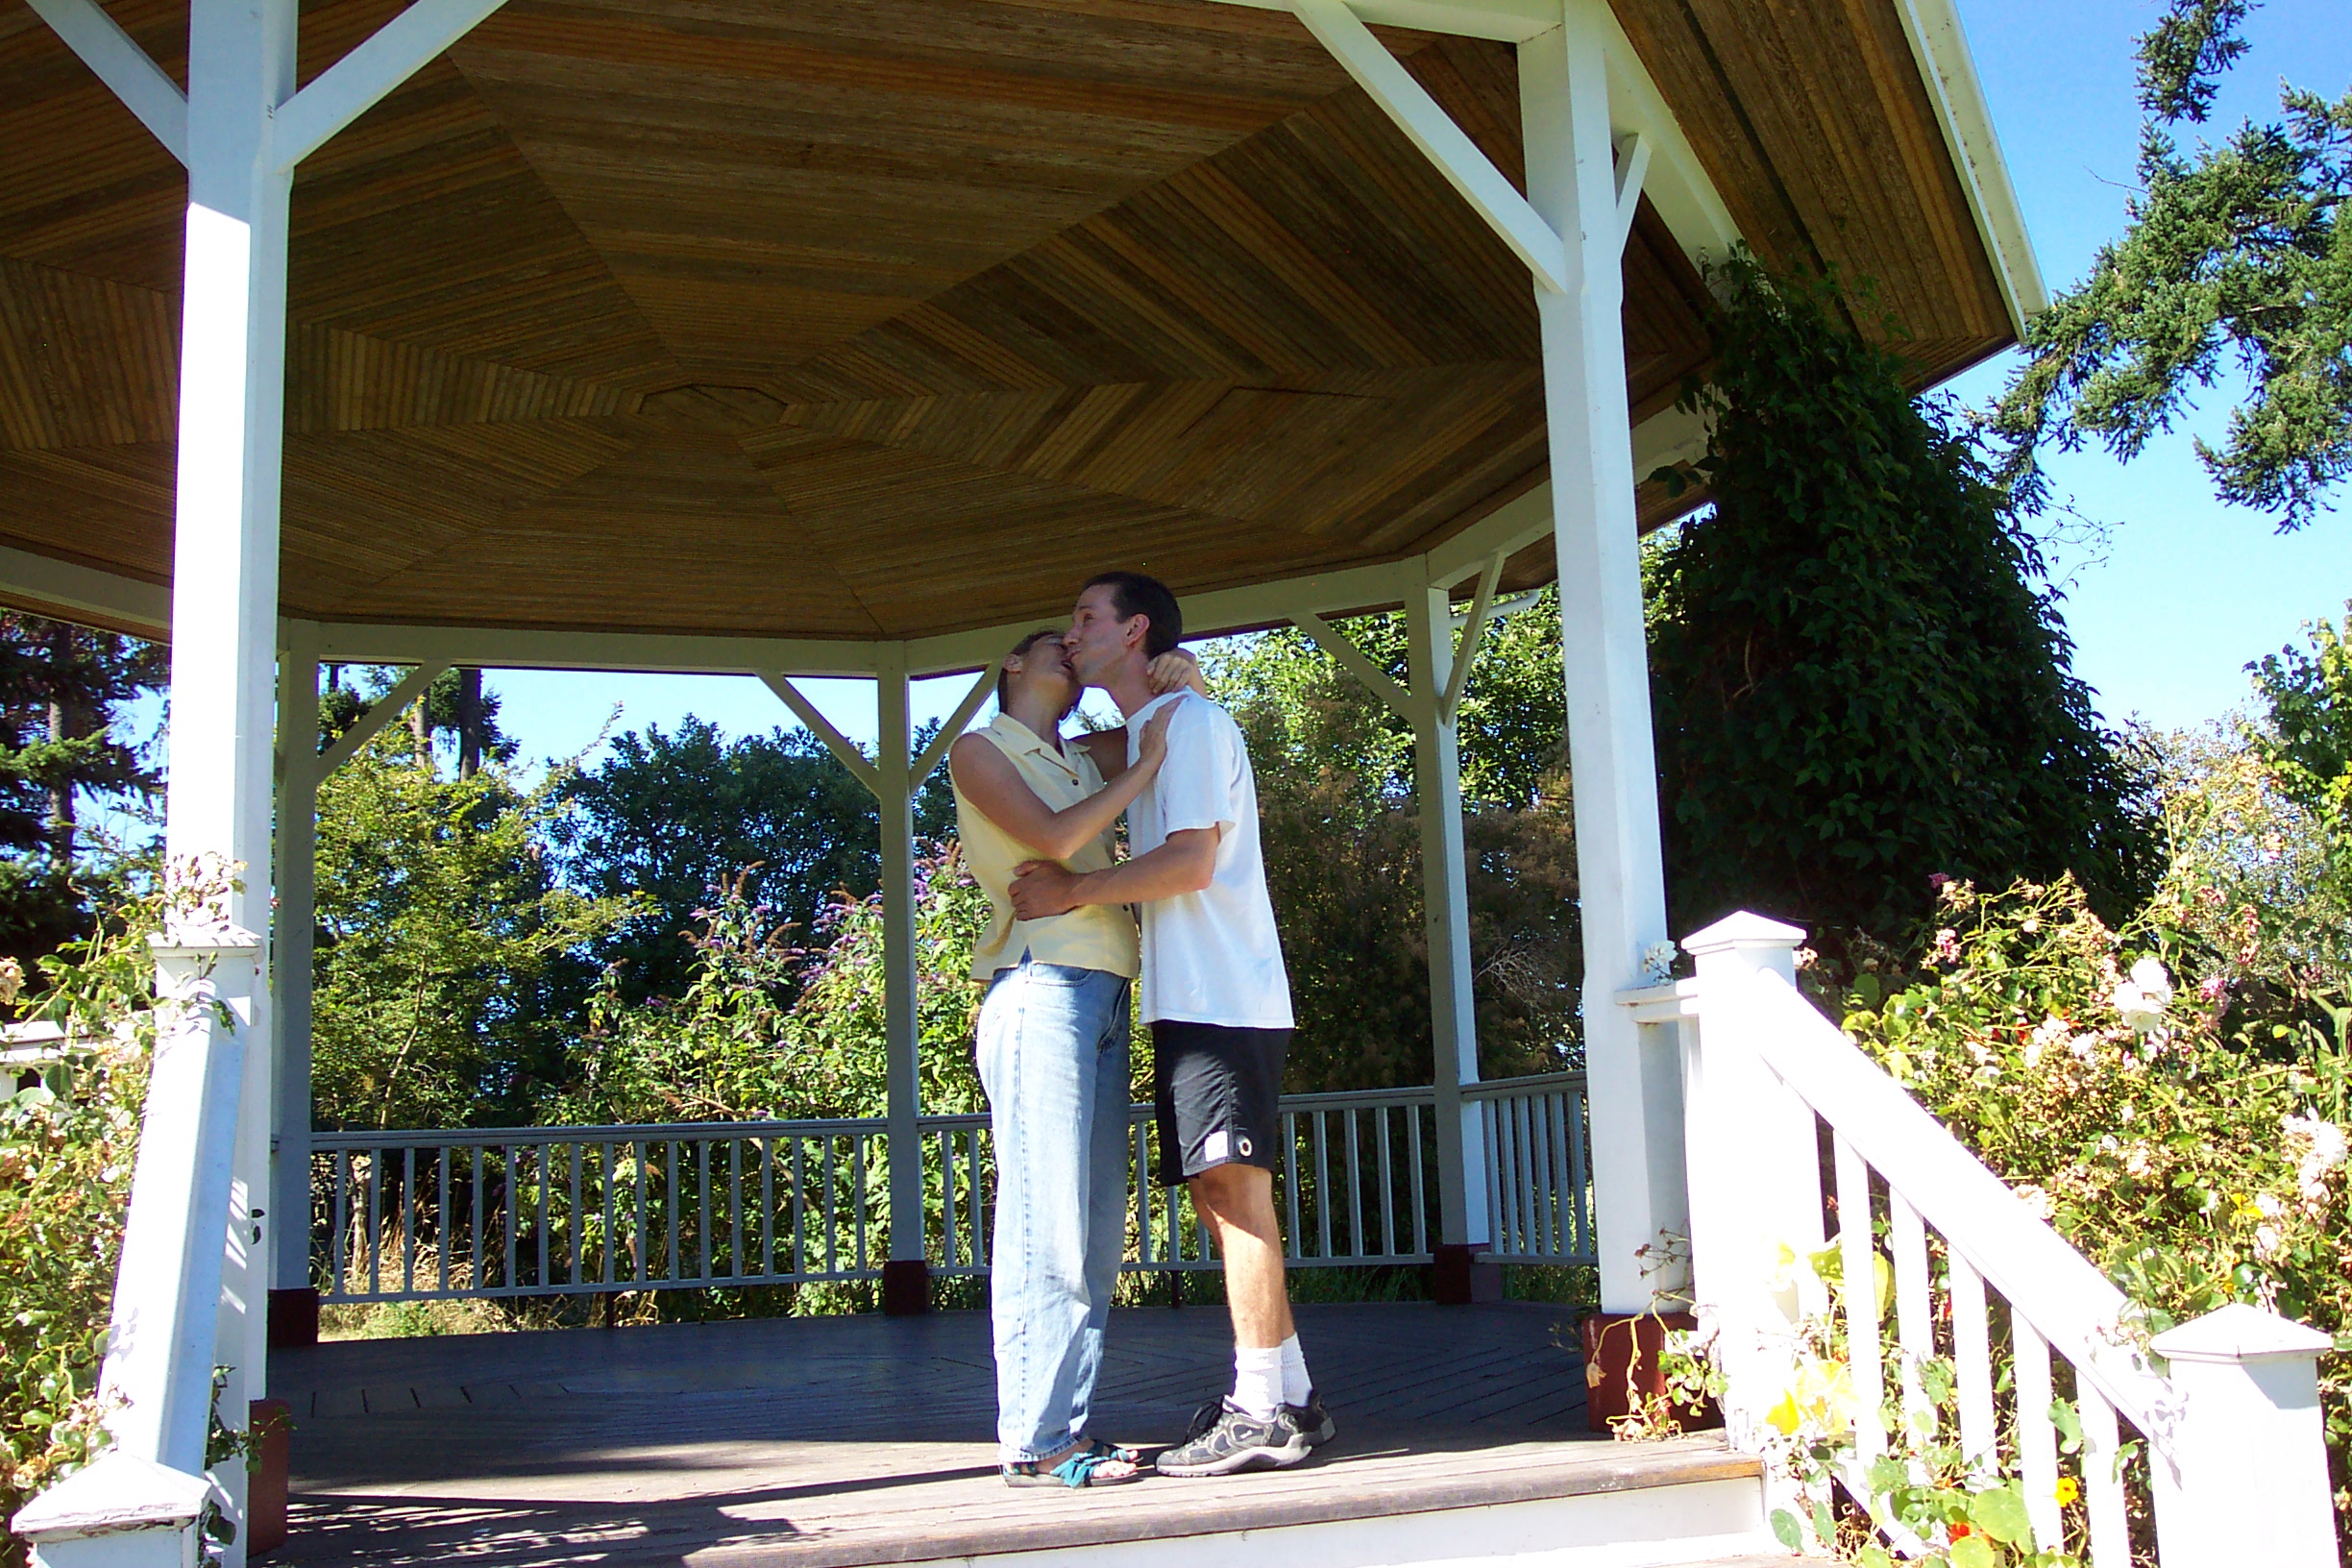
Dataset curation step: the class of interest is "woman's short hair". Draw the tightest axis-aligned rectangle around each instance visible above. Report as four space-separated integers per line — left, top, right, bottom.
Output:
997 628 1061 711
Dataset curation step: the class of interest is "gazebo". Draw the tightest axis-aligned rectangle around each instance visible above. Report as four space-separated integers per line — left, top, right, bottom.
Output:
0 0 2041 1557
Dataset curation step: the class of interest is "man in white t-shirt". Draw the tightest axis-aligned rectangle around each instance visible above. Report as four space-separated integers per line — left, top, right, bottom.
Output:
1009 572 1335 1477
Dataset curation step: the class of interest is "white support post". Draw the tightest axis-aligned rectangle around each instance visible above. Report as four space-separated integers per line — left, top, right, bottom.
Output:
269 645 321 1340
14 3 303 1558
1679 912 1818 1454
874 649 929 1311
1522 4 1685 1315
1402 588 1493 1292
2146 1306 2341 1567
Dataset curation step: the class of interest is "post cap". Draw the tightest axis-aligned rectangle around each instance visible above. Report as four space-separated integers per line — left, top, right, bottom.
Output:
2149 1302 2334 1364
1680 911 1808 957
10 1452 210 1539
148 923 261 964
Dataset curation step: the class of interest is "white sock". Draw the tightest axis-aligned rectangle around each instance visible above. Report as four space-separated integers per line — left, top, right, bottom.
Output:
1279 1335 1311 1407
1232 1344 1283 1420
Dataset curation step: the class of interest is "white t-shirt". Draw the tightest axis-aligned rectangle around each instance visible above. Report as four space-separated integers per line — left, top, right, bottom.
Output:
1125 691 1294 1030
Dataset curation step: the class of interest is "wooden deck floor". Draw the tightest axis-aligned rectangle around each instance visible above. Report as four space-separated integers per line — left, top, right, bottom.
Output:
270 1301 1761 1567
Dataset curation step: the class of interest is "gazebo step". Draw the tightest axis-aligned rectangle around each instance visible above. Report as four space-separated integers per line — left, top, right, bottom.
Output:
275 1305 1786 1568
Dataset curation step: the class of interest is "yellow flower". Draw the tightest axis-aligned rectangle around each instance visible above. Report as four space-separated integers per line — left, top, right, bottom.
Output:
2053 1476 2080 1507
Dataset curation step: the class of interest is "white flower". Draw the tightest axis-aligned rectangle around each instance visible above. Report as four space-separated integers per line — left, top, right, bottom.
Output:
2026 1016 2070 1068
2284 1114 2348 1171
2109 957 2174 1034
2012 1183 2053 1220
1640 940 1678 985
2254 1192 2284 1220
2254 1224 2284 1262
2118 1103 2135 1123
2068 1030 2101 1062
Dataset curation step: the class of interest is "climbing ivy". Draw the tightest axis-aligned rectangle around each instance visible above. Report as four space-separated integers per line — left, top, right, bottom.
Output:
1647 256 2160 944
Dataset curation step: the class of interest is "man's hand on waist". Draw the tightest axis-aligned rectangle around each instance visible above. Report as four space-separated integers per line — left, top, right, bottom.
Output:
1010 860 1086 919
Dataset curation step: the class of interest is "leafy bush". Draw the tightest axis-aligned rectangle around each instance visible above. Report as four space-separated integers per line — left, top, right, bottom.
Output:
1 866 227 1567
551 845 990 1127
1837 874 2350 1552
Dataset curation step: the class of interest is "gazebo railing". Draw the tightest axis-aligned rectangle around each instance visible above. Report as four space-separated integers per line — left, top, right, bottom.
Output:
308 1072 1594 1304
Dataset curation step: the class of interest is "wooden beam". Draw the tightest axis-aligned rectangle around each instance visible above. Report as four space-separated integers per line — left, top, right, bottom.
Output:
302 621 881 678
21 0 186 164
1202 0 1562 43
1287 0 1569 294
0 545 172 642
1588 0 1742 274
1438 550 1505 722
760 673 883 798
1891 0 2047 331
912 665 997 784
1613 133 1651 254
1297 609 1423 724
272 0 516 169
312 662 447 779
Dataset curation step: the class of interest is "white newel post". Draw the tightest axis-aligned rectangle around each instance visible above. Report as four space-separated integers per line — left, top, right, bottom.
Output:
875 649 929 1311
2146 1305 2341 1567
1521 5 1684 1314
1679 913 1821 1451
271 647 321 1335
14 0 295 1557
1403 586 1494 1290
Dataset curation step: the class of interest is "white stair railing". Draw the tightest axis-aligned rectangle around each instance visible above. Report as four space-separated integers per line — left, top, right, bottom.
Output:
1640 912 2340 1568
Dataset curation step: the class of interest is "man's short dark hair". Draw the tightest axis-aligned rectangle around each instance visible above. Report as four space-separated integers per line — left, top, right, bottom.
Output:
998 628 1060 711
1082 571 1182 658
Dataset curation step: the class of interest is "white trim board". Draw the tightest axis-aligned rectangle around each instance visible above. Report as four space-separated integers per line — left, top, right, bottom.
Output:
918 1477 1773 1568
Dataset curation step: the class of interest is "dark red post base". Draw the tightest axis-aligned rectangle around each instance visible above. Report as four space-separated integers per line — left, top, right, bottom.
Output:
1430 1243 1502 1305
880 1258 931 1315
247 1397 292 1556
267 1287 320 1350
1578 1311 1720 1434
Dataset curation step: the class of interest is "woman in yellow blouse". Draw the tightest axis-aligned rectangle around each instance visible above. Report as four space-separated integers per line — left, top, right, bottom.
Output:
948 630 1195 1487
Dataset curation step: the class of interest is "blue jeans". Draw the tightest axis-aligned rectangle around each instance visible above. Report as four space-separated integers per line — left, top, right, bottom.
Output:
977 958 1132 1462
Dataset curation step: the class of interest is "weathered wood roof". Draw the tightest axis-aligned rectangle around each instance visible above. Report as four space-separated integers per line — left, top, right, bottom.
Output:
0 0 2020 643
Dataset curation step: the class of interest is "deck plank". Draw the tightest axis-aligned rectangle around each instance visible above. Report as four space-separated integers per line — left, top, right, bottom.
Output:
275 1301 1747 1568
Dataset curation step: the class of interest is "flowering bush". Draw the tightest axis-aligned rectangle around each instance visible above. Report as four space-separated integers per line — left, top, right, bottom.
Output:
1837 875 2351 1554
551 845 991 1128
2 863 233 1568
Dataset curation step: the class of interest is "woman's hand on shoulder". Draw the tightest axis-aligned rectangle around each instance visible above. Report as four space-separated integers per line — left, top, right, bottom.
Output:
1135 702 1177 772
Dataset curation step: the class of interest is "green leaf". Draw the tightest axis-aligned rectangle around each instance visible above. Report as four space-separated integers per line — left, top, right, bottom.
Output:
1948 1534 2001 1568
1970 1484 2034 1546
1771 1508 1803 1552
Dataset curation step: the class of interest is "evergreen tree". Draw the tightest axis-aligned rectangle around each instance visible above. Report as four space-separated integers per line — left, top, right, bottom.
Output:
1648 257 2160 943
1993 0 2352 528
0 614 165 971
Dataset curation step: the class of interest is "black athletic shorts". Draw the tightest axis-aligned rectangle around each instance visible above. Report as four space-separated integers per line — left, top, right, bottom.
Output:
1151 1019 1291 1187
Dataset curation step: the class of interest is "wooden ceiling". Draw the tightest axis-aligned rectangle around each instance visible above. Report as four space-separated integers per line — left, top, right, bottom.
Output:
0 0 2017 642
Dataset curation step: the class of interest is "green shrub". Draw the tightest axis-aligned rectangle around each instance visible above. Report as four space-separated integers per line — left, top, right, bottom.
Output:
1837 874 2351 1549
0 867 221 1567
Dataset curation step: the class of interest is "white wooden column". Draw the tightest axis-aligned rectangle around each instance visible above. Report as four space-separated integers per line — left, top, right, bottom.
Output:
874 649 928 1306
1402 587 1491 1266
1523 5 1685 1314
270 645 321 1326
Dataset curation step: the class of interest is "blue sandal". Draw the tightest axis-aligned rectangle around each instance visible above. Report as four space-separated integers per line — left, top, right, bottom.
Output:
1002 1437 1144 1487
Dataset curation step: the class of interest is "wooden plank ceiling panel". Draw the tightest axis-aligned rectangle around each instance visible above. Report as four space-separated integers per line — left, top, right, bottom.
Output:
0 0 187 295
0 0 2021 641
327 426 888 634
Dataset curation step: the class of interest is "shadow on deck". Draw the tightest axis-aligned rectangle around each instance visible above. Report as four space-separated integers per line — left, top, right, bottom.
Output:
270 1301 1765 1568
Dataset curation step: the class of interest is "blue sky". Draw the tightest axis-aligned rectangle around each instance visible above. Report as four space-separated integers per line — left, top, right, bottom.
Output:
117 0 2352 774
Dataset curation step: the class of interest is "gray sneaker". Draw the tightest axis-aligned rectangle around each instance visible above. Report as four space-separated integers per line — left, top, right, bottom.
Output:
1156 1399 1311 1477
1285 1389 1335 1447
